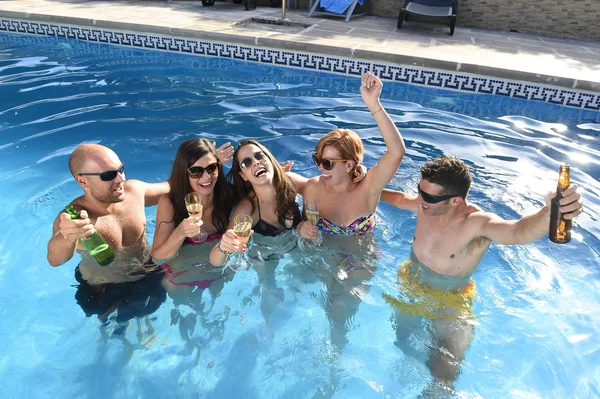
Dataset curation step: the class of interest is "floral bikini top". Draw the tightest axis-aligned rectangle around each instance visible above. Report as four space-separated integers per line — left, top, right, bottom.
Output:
317 214 376 236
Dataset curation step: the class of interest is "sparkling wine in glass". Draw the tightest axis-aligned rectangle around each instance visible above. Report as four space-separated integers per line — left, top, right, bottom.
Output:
305 197 322 246
230 214 253 272
184 192 208 243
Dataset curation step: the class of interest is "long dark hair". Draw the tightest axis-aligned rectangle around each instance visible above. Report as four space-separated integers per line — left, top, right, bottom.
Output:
168 138 233 233
227 140 301 226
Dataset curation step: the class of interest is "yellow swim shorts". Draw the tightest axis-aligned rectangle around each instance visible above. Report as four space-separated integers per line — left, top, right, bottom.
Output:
383 260 476 321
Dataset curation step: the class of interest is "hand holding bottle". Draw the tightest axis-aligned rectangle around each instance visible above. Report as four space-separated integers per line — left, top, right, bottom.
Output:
63 205 115 266
58 209 96 242
545 183 582 219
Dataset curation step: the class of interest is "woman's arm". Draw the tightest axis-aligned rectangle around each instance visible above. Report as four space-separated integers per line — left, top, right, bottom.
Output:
360 72 406 196
151 195 201 262
209 199 254 266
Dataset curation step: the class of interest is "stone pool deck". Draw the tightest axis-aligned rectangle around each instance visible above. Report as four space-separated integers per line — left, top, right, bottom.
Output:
0 0 599 92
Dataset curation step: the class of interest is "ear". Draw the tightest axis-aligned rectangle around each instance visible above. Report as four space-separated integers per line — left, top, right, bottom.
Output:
239 170 249 182
76 176 89 189
450 197 463 206
346 160 355 172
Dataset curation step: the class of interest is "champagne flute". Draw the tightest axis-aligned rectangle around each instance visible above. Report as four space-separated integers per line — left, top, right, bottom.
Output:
305 197 322 246
184 192 208 243
230 214 253 272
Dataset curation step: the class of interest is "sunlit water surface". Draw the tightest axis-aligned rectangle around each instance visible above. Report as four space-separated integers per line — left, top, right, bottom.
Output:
1 33 599 399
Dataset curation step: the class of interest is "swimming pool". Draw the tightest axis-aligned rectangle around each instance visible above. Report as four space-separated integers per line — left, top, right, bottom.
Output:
1 32 599 398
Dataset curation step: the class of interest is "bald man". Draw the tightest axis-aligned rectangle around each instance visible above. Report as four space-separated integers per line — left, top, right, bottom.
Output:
47 144 170 326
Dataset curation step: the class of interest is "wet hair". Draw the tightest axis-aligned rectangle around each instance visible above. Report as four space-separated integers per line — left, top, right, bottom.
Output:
315 129 363 180
228 140 301 226
420 155 472 199
167 138 233 233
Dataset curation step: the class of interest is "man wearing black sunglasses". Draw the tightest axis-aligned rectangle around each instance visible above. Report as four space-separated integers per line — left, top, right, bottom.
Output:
47 143 171 334
381 155 583 392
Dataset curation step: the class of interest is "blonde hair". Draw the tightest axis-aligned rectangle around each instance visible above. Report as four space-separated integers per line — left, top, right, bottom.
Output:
315 129 363 179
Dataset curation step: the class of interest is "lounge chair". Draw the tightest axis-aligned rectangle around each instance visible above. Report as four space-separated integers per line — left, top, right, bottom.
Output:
307 0 372 23
397 0 458 35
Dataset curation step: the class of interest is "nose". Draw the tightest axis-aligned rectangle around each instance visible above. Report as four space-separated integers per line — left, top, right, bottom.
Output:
115 170 126 182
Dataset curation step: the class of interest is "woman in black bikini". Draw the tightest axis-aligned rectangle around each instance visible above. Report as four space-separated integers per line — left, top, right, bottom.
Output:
209 140 303 267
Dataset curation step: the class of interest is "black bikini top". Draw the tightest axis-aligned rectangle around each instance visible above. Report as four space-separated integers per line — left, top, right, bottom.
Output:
253 200 301 237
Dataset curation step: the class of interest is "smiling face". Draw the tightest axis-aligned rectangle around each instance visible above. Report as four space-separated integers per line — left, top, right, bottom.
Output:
237 144 273 186
317 145 353 186
188 153 219 196
78 148 126 204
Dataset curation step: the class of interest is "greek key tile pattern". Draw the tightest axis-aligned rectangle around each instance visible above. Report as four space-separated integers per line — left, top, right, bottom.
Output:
1 18 598 111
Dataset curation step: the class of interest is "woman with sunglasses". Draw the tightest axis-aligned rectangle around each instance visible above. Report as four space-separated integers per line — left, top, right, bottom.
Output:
298 72 406 239
209 140 303 266
151 139 235 262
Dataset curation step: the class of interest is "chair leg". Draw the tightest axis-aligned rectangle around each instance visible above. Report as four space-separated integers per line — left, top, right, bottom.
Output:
307 0 320 17
397 10 405 29
450 16 456 35
344 0 359 22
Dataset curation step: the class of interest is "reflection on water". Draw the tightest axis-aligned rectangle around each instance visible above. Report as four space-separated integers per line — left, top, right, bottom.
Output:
1 32 599 398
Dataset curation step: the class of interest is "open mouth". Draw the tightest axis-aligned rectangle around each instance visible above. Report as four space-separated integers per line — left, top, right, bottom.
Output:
199 181 212 188
254 166 267 178
113 185 124 194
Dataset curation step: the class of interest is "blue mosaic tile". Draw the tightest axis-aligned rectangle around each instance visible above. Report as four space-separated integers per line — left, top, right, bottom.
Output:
0 18 598 111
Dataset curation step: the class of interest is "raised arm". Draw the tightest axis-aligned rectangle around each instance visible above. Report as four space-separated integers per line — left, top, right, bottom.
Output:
360 72 406 195
479 184 582 245
381 189 420 212
47 208 94 267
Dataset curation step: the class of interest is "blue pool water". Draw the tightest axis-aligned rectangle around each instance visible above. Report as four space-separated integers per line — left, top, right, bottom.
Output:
1 32 599 399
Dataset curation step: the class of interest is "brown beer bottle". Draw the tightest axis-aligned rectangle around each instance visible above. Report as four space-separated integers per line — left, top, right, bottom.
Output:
548 163 572 244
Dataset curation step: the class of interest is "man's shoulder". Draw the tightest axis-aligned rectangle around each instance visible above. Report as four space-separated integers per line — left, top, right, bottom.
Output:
463 203 500 226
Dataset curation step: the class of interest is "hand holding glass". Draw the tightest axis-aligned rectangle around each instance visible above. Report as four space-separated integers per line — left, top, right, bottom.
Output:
305 198 322 246
230 214 253 272
184 192 208 243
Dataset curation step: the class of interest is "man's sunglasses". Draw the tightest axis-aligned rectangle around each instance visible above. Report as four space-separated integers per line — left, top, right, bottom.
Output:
312 153 348 171
417 184 459 204
240 151 267 170
187 162 219 179
79 163 125 182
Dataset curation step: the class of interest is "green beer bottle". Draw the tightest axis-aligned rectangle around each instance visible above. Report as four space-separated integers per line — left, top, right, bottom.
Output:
64 205 115 266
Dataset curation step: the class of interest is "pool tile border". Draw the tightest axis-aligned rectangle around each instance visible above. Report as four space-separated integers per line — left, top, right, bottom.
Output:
1 18 598 111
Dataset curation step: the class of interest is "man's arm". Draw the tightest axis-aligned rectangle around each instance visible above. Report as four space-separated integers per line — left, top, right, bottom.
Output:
381 189 420 212
479 184 582 245
127 179 170 207
47 209 95 267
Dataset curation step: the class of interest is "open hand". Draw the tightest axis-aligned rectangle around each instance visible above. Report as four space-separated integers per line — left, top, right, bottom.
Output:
282 160 294 173
545 184 583 219
213 141 234 164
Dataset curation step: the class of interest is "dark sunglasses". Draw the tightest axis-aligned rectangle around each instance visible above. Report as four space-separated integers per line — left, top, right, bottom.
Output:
312 153 347 171
187 162 219 179
240 151 267 170
417 184 459 204
79 163 124 182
